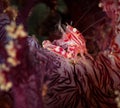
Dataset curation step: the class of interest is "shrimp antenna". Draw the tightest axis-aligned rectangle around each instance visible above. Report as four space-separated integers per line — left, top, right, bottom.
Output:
58 20 65 34
81 16 105 34
70 21 73 25
74 1 97 27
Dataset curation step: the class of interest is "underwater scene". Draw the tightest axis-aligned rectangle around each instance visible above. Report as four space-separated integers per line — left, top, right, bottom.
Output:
0 0 120 108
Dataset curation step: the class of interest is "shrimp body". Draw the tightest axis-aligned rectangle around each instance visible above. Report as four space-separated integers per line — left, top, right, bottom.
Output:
42 25 87 59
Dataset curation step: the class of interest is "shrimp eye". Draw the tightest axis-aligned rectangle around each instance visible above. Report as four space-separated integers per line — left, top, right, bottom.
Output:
73 28 77 32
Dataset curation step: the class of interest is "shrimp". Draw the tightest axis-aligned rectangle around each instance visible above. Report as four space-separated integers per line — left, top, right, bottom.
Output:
42 25 87 59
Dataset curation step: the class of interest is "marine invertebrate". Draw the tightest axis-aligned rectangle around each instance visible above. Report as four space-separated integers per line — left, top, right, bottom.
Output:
42 25 87 60
41 0 120 107
0 0 120 108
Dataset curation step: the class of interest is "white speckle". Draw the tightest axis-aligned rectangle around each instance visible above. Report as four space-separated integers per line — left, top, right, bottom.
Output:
73 28 77 32
66 26 69 29
55 46 60 52
61 50 66 55
98 3 103 8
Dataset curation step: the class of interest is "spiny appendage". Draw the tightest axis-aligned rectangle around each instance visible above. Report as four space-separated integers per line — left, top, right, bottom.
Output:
42 25 87 59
